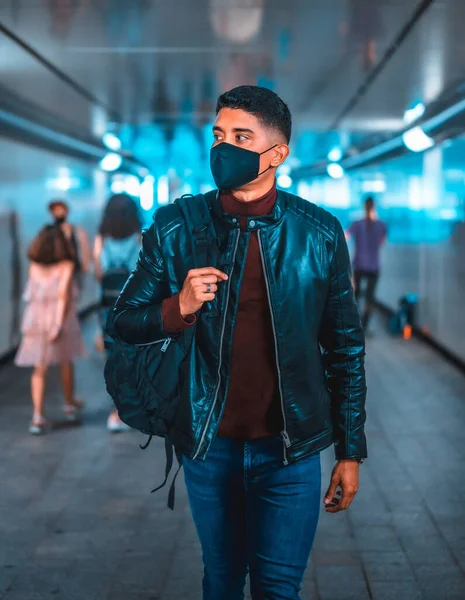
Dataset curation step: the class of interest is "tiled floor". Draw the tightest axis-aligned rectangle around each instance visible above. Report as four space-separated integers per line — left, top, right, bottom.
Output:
1 315 465 599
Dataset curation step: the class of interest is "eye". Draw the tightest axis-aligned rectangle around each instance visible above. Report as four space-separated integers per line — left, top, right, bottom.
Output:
236 135 248 142
213 133 223 142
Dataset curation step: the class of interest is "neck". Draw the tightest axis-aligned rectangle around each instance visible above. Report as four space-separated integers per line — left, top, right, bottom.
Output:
231 175 276 203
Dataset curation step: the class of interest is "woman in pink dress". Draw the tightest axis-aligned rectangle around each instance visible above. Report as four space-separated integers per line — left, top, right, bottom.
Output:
15 224 87 434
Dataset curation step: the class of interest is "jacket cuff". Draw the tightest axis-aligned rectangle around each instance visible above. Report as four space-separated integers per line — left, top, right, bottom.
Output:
334 449 368 462
162 293 196 333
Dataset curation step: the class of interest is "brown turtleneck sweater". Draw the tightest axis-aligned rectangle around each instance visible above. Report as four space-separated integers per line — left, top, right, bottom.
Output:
162 184 282 440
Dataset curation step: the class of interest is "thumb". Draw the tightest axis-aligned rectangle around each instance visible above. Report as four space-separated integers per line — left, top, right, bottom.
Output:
324 478 339 505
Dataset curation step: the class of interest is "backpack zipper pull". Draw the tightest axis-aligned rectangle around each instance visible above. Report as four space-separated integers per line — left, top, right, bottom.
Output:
161 338 172 353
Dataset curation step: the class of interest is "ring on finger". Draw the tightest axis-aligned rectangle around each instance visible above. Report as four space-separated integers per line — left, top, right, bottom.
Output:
206 283 212 293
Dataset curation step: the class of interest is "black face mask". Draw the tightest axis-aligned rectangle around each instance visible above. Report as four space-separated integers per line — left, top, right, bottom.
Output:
54 216 66 225
210 142 277 190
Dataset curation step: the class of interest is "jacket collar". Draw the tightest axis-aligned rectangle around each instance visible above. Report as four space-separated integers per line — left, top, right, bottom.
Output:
208 189 287 231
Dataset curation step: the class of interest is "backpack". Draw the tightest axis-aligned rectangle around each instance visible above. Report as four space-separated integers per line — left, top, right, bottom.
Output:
68 226 82 274
103 193 215 508
100 237 140 307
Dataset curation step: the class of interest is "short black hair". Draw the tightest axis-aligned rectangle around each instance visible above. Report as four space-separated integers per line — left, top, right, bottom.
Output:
216 85 292 143
365 196 375 211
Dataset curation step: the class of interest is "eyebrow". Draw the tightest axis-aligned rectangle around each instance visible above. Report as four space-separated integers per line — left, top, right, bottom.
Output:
213 126 255 134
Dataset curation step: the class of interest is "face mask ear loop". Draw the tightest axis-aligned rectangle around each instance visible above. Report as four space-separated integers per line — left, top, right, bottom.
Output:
257 145 279 177
257 165 273 178
257 144 278 178
259 144 278 156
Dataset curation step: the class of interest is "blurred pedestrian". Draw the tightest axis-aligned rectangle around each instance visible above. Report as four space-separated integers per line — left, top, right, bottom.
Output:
48 199 91 283
15 223 87 434
93 193 142 432
48 199 90 412
346 196 387 329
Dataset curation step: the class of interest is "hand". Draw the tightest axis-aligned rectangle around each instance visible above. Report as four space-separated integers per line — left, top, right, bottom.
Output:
48 326 63 343
179 267 228 318
323 460 360 513
94 332 105 354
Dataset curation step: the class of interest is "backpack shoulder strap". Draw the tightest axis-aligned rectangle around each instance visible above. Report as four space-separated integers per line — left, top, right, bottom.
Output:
69 225 82 270
176 193 216 269
101 237 113 266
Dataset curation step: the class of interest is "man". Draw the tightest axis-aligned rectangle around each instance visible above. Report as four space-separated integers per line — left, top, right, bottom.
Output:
48 199 91 276
346 195 387 329
113 86 367 600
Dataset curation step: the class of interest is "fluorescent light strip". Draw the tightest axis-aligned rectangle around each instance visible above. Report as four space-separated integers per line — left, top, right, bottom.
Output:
341 136 403 169
0 109 105 159
68 46 262 54
341 97 465 170
421 97 465 133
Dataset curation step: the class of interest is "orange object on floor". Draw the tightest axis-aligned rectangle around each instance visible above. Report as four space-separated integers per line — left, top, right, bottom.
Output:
403 324 412 340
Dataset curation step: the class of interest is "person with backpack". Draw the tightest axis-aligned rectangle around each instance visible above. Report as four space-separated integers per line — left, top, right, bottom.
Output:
15 222 87 434
108 86 367 600
48 199 91 283
46 199 91 409
93 193 142 432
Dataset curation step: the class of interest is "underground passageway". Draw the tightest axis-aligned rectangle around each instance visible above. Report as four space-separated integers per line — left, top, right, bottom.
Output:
2 1 465 598
1 316 465 600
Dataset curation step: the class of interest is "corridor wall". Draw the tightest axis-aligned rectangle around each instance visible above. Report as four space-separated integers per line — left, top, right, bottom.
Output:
0 138 106 358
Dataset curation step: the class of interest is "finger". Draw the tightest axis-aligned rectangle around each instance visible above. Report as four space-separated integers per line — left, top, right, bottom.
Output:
193 283 218 294
324 478 340 506
325 504 343 514
194 284 218 295
192 275 221 286
337 487 357 511
202 293 216 302
188 268 228 280
325 493 344 513
326 491 342 506
326 503 346 513
325 499 339 509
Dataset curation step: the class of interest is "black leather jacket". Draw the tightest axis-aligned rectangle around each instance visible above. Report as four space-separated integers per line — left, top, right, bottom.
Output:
113 190 367 464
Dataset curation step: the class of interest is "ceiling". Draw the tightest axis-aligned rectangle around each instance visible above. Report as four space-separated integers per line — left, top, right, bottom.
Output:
1 0 464 172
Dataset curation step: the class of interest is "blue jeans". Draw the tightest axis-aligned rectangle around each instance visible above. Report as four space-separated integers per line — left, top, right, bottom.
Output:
183 436 321 600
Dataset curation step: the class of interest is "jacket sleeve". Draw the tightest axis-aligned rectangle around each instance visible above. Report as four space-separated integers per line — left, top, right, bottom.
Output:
319 218 367 461
112 223 172 344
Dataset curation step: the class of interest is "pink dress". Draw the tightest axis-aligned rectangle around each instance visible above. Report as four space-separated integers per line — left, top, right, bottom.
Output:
15 263 88 367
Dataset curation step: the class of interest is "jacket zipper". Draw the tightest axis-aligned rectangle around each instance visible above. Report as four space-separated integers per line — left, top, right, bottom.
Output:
257 229 290 466
192 228 241 460
135 337 172 352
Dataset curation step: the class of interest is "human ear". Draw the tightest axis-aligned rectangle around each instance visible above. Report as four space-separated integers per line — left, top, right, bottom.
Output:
270 144 290 167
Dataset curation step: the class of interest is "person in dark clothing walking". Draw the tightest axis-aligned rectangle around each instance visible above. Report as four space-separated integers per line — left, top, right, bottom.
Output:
347 196 387 329
113 86 367 600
